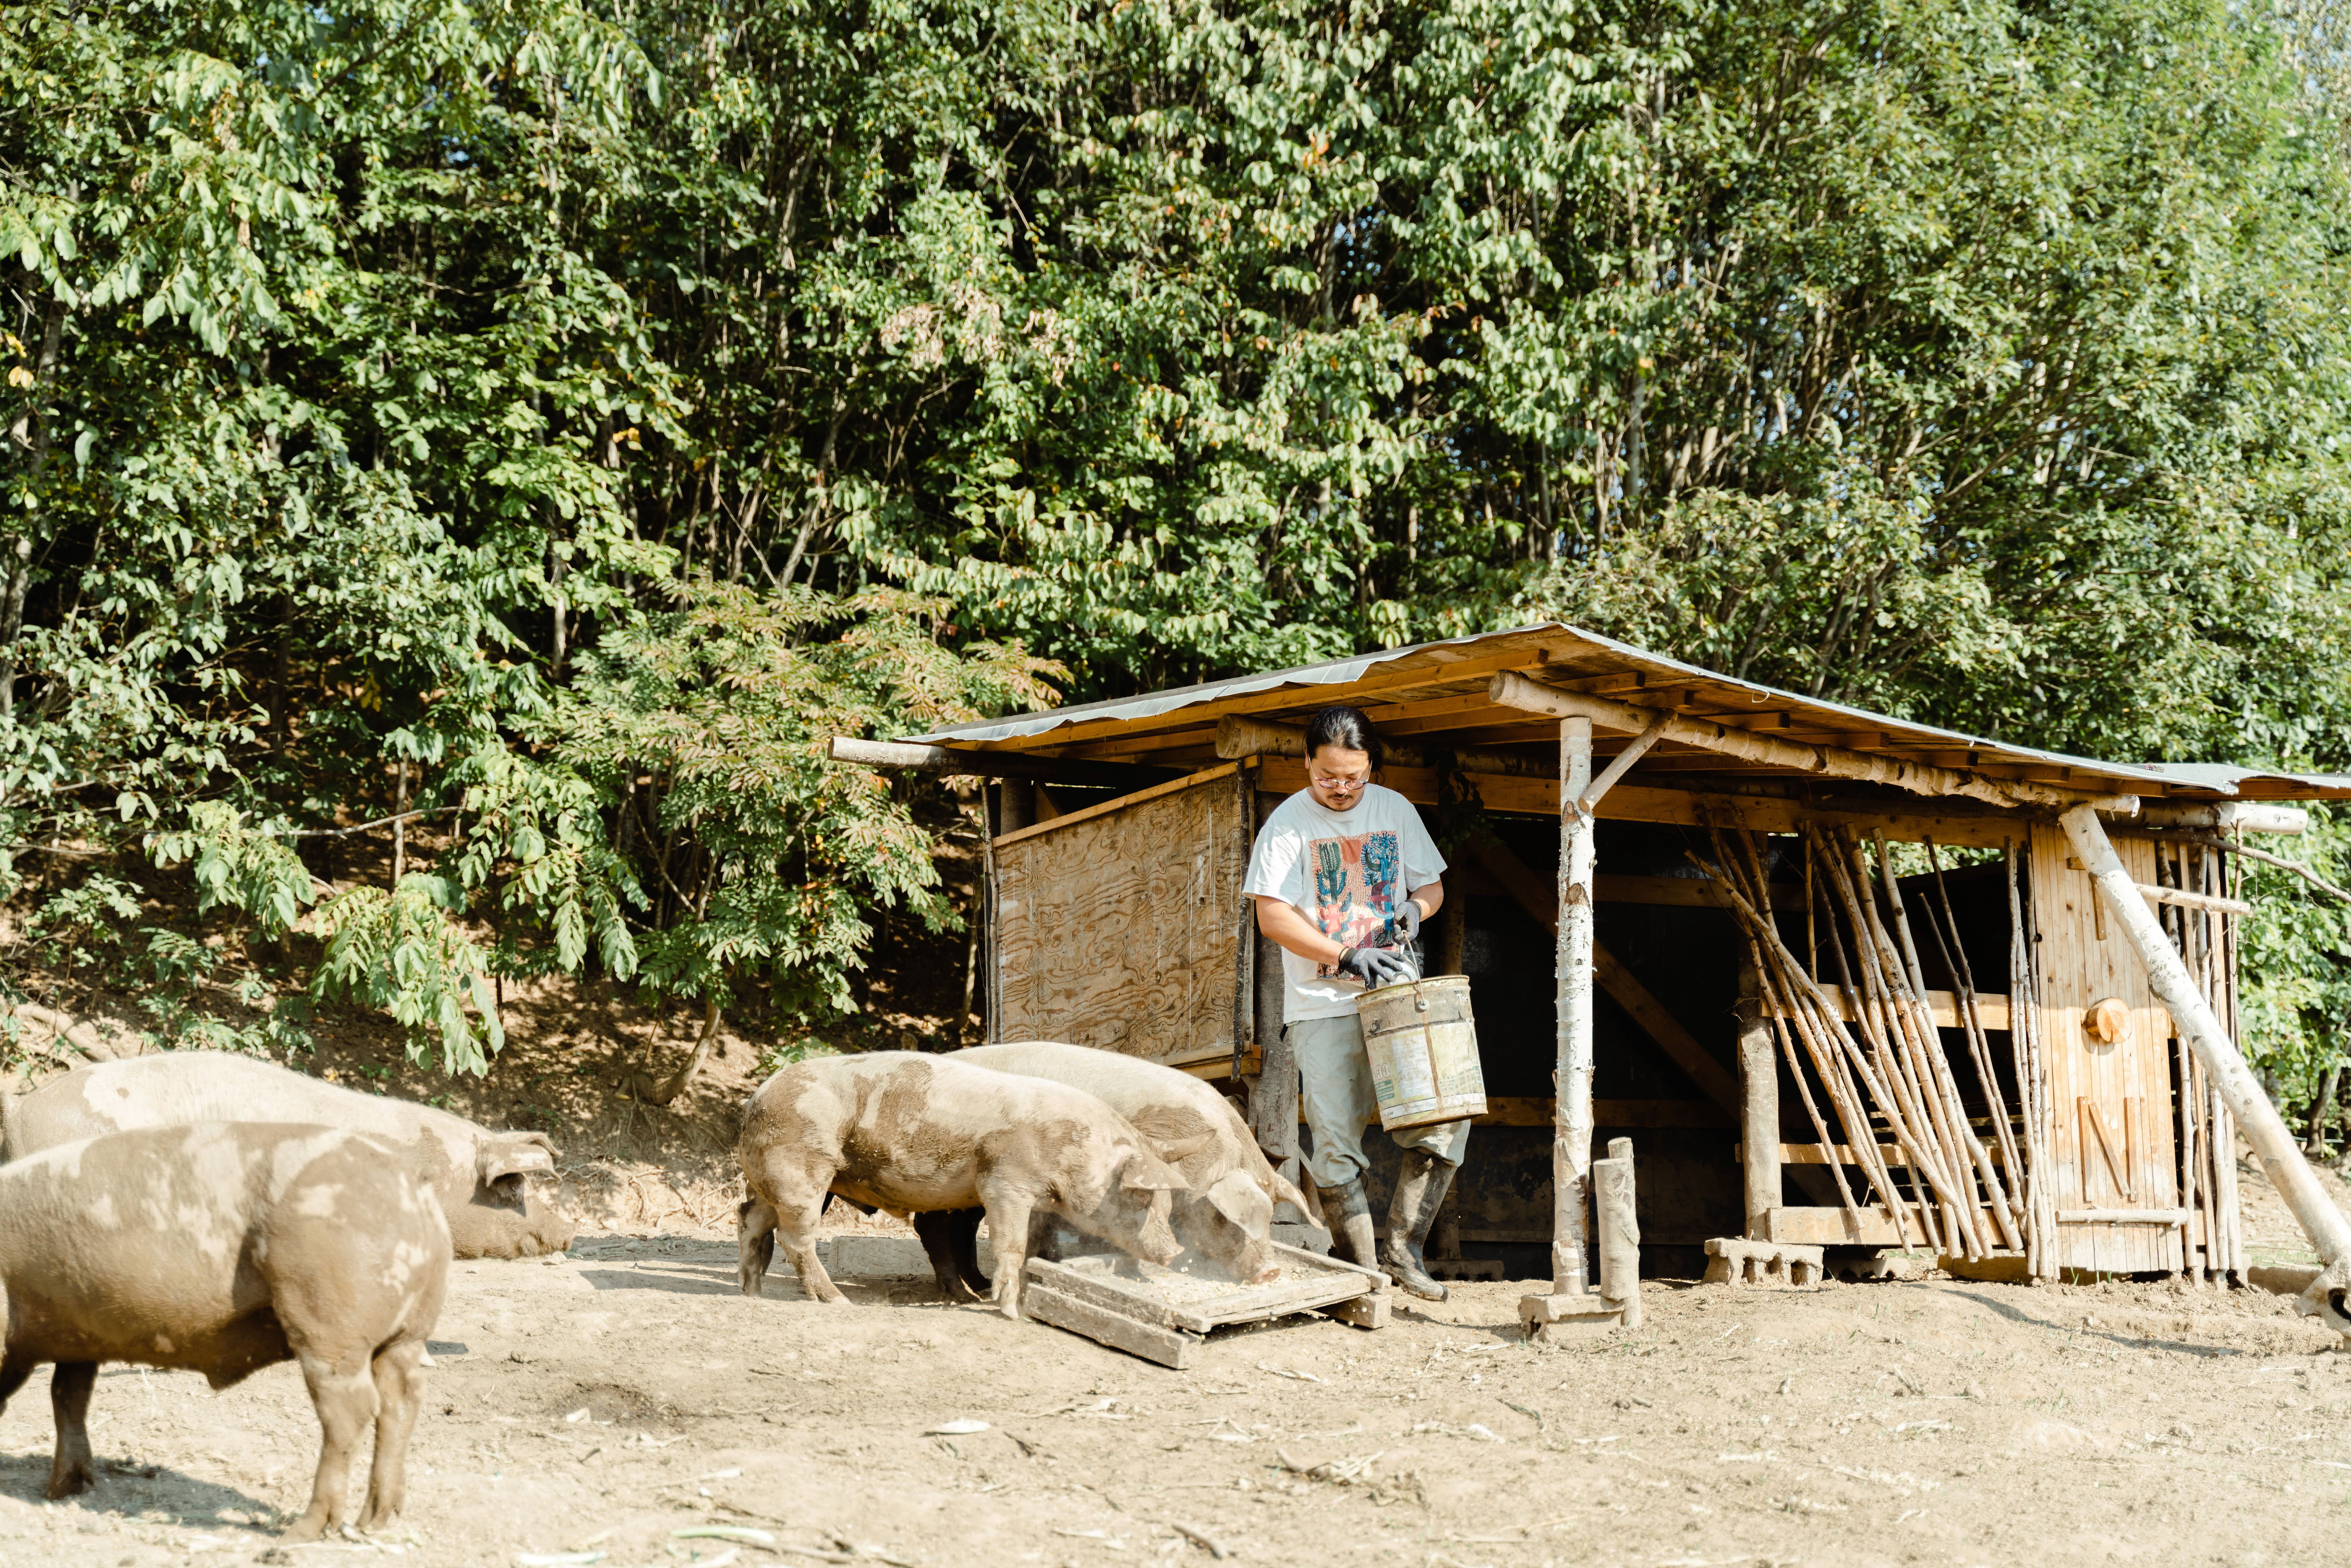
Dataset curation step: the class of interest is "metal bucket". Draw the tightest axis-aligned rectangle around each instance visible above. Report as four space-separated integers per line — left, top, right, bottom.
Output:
1357 974 1486 1132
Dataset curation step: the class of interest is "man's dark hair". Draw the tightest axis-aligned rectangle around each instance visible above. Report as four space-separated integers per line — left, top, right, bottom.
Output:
1303 705 1382 768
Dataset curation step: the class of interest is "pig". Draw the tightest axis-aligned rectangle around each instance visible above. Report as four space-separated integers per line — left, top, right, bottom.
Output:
0 1121 450 1539
1 1051 574 1259
919 1040 1314 1295
736 1051 1213 1319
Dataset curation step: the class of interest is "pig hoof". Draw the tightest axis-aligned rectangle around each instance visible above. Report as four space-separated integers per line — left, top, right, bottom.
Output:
279 1511 331 1543
43 1461 92 1500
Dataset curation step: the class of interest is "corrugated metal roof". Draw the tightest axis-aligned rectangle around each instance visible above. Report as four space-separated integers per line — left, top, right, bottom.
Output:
914 624 1520 745
909 622 2351 802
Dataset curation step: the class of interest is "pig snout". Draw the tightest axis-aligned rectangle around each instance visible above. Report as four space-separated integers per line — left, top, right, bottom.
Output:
1139 1213 1183 1266
1125 1190 1183 1266
1170 1192 1277 1283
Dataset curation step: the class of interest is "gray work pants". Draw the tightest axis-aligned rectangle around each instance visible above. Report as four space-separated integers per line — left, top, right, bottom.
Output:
1289 1012 1470 1189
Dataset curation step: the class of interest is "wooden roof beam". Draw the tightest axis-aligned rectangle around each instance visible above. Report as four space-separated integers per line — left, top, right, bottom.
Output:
1213 715 1553 777
1488 672 2137 815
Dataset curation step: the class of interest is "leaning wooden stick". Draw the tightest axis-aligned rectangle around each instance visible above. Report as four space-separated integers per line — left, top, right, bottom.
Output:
1700 842 1929 1251
1754 952 1867 1222
1868 839 2012 1254
1707 849 1868 1182
1712 845 1869 1231
1922 840 2029 1227
1726 830 1925 1241
1925 840 2025 1184
1811 828 1981 1256
1865 830 2017 1252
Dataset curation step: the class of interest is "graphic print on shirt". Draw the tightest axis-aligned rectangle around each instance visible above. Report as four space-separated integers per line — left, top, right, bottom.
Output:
1309 830 1400 977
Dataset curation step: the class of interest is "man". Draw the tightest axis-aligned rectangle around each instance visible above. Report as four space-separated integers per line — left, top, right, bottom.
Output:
1241 704 1467 1301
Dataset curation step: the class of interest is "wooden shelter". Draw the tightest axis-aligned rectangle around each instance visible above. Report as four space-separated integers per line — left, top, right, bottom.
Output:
835 623 2351 1330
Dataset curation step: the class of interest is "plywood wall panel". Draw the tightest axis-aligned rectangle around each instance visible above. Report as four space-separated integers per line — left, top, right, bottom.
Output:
992 768 1250 1060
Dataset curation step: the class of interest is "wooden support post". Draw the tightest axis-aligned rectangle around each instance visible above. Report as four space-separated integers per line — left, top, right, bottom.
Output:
1433 883 1468 977
1595 1137 1642 1329
1553 717 1597 1298
2060 804 2351 1337
1248 928 1298 1168
1737 954 1780 1240
997 778 1035 835
1519 719 1636 1340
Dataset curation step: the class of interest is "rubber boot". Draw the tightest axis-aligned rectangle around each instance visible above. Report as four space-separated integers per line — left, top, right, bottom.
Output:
1325 1173 1379 1270
1382 1149 1458 1301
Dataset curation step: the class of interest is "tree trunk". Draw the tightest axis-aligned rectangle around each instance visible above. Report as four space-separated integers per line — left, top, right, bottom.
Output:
644 994 724 1107
2309 1061 2344 1156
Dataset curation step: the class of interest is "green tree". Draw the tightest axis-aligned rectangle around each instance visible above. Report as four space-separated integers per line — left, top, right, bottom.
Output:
546 580 1057 1097
9 0 2351 1083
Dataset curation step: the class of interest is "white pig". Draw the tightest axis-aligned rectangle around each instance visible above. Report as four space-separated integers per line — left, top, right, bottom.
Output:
0 1121 449 1538
736 1051 1208 1318
3 1052 574 1259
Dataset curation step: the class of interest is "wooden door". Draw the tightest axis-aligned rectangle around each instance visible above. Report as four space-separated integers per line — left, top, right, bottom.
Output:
989 764 1254 1062
2028 823 2184 1273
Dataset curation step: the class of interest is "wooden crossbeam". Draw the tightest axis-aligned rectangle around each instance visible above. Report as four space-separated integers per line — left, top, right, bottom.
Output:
1488 670 2134 813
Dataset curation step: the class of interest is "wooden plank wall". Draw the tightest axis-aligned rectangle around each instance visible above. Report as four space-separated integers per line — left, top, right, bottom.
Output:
2029 822 2184 1273
991 767 1251 1058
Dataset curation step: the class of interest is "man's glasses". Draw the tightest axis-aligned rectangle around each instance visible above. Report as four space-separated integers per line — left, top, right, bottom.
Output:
1311 775 1369 792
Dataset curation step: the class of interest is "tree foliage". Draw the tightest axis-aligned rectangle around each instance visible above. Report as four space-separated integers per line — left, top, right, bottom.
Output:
7 0 2351 1091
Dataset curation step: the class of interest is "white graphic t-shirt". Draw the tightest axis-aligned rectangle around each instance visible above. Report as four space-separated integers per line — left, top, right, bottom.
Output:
1242 783 1447 1023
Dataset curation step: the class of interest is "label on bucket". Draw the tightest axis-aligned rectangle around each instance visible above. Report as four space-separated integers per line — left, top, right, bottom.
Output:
1369 1027 1440 1110
1364 1019 1485 1130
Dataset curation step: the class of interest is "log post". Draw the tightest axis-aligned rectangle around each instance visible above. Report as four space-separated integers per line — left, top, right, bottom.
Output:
1736 954 1780 1239
1552 716 1597 1298
2060 804 2351 1337
1595 1137 1642 1330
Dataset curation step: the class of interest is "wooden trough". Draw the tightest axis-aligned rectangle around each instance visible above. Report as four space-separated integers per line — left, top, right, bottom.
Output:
1023 1244 1390 1369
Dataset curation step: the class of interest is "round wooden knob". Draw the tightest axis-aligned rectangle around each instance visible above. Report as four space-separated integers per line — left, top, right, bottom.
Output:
2084 997 2131 1045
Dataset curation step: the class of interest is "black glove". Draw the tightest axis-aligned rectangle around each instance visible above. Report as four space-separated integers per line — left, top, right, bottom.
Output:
1338 944 1414 987
1387 900 1423 945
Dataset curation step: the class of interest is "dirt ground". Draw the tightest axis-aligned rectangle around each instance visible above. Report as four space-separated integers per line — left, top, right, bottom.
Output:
3 1207 2347 1568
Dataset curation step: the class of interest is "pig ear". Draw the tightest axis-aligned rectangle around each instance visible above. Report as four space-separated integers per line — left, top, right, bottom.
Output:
1117 1152 1181 1192
1153 1132 1218 1163
481 1132 557 1186
1207 1170 1272 1233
